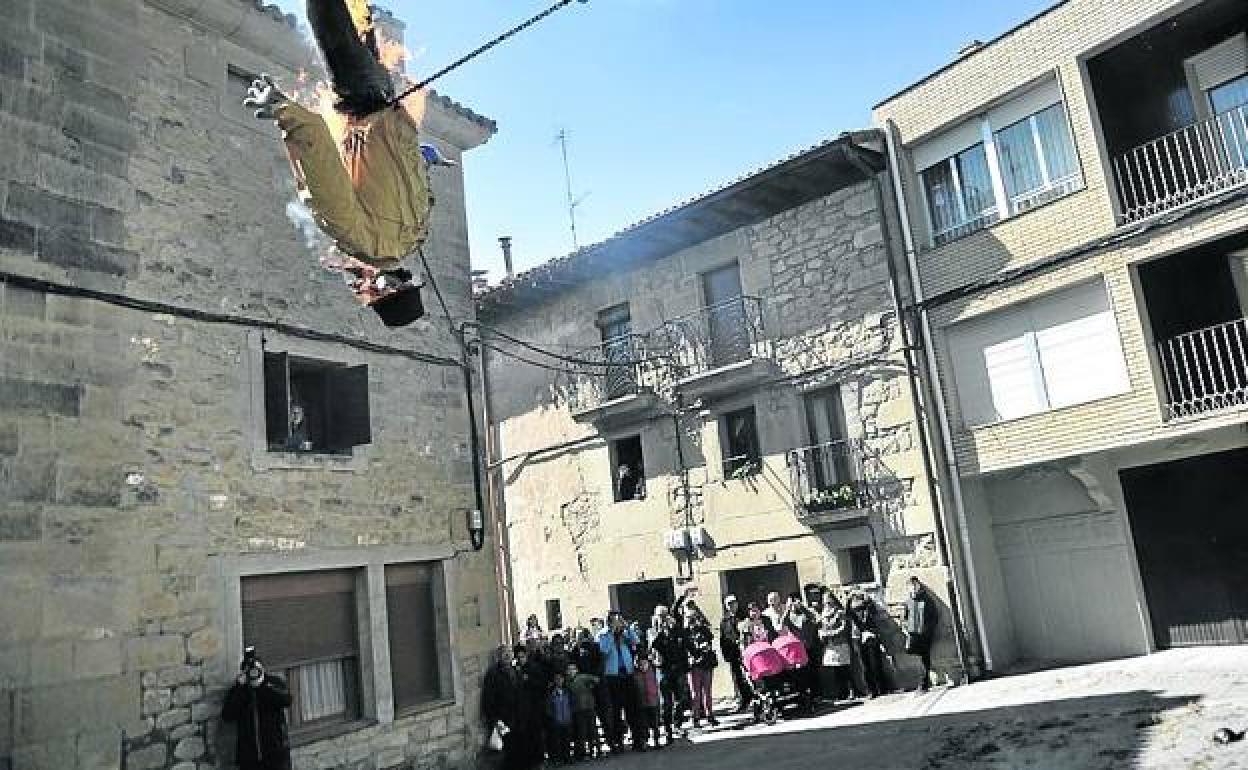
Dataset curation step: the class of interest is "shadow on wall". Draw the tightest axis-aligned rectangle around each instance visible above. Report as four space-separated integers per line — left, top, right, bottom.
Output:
586 690 1204 770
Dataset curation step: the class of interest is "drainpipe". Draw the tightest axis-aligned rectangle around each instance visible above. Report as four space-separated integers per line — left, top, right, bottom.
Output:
843 142 970 682
876 123 994 674
471 333 519 643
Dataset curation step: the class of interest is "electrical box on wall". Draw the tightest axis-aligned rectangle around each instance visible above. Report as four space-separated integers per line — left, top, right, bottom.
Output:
687 526 709 549
663 529 689 551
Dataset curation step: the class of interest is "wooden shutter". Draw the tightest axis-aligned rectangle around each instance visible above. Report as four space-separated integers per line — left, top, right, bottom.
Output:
385 563 442 711
241 570 359 667
263 352 291 448
326 364 371 450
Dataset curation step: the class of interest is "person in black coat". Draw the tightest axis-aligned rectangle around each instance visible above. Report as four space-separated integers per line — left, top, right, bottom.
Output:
650 590 694 740
221 649 292 770
781 592 821 705
481 644 544 770
848 592 890 697
719 595 753 712
904 577 940 692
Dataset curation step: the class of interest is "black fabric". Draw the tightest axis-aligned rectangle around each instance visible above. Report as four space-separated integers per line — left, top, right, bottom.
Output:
604 675 638 749
718 612 744 661
657 669 690 731
371 285 425 327
221 677 293 770
305 0 395 117
685 624 718 670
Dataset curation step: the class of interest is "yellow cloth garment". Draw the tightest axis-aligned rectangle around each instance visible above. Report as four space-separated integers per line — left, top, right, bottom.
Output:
275 101 431 270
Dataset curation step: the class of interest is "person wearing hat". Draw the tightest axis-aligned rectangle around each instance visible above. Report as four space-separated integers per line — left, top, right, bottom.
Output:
221 647 292 770
719 595 753 713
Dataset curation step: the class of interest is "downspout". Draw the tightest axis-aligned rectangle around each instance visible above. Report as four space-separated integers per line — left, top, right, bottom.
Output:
878 123 994 674
843 142 970 682
472 336 518 643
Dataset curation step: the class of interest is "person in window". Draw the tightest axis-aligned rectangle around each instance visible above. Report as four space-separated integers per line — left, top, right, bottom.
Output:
286 401 310 452
221 648 292 770
617 462 644 501
848 591 889 698
597 611 642 752
719 595 754 713
683 604 719 728
903 576 940 693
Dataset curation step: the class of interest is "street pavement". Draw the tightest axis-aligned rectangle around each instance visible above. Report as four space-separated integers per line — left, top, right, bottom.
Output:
591 646 1248 769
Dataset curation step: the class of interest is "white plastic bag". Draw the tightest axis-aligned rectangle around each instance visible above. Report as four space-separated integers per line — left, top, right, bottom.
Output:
487 722 506 752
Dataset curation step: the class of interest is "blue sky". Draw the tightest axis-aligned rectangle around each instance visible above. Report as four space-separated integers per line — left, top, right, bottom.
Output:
273 0 1054 280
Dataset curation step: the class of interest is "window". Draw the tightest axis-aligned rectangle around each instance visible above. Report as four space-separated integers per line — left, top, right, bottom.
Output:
914 78 1082 246
949 279 1131 426
994 102 1080 214
610 435 646 501
264 352 371 453
702 263 750 367
385 563 449 713
241 570 362 737
597 304 635 399
803 387 854 490
721 406 761 477
545 599 563 632
921 143 999 246
842 546 875 585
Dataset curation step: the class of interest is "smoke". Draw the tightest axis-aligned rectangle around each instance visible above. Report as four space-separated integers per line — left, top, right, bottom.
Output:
285 199 326 250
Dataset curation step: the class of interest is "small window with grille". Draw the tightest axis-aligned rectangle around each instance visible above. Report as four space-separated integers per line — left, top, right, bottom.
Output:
240 569 363 739
263 352 371 454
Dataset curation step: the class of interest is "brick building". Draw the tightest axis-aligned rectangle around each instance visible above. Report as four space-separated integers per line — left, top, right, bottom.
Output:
477 133 966 696
0 1 498 768
874 0 1248 669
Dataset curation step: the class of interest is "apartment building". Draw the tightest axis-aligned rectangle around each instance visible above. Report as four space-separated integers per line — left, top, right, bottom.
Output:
0 1 498 767
478 133 963 693
874 0 1248 671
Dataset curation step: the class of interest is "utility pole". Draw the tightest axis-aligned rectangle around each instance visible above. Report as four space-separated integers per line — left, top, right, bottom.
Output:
554 128 585 251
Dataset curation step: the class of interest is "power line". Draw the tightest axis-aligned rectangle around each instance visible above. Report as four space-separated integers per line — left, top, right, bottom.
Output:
0 269 463 369
468 322 667 367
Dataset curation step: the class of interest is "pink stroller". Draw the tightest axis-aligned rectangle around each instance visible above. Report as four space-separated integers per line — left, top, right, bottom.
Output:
744 636 812 725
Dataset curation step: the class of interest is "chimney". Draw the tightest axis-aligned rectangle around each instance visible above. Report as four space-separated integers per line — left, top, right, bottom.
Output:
498 236 514 280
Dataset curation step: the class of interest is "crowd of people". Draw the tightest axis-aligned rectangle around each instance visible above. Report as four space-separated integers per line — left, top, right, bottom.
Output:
481 577 939 768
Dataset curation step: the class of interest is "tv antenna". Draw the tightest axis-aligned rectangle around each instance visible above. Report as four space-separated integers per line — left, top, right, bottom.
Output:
554 128 588 250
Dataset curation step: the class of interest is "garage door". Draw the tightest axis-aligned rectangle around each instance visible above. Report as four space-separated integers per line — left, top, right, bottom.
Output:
994 511 1144 663
1121 448 1248 648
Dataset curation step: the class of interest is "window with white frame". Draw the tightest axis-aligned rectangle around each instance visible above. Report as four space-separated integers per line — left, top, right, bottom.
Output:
948 279 1130 426
914 77 1081 246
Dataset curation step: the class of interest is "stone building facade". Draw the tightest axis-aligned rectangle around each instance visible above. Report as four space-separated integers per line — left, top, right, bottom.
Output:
0 1 498 768
478 134 964 696
873 0 1248 669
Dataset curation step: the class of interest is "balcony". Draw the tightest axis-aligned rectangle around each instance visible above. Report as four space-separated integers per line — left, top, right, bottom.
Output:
1157 318 1248 421
567 333 667 426
663 296 776 400
786 439 871 526
1112 106 1248 225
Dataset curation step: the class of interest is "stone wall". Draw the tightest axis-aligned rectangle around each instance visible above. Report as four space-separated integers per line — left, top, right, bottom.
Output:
483 177 960 690
0 1 498 768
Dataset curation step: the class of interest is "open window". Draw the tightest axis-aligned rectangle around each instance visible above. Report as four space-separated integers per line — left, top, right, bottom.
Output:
721 406 761 477
611 435 646 501
264 352 371 453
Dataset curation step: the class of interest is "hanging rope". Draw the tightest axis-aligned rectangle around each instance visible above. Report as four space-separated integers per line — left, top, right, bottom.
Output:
391 0 589 105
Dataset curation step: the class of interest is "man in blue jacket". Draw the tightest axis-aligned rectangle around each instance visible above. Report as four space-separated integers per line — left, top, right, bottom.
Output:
598 611 642 752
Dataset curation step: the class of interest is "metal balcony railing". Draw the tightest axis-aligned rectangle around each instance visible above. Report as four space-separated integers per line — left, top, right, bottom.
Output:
1157 318 1248 421
565 332 670 414
662 295 770 377
1113 104 1248 225
786 439 869 519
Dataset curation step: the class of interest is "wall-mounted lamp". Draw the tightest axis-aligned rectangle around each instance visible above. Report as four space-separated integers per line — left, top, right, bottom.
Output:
468 508 486 551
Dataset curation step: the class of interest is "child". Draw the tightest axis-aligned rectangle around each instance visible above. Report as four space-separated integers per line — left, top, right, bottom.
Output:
546 671 574 764
564 662 600 759
633 656 662 749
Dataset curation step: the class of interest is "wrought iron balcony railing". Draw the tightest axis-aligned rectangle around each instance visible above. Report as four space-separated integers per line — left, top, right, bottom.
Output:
1157 318 1248 421
1113 104 1248 225
565 332 671 414
786 439 869 519
661 295 771 378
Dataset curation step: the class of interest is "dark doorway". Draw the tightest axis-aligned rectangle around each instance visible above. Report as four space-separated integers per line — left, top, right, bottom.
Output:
1121 446 1248 647
723 562 800 611
611 578 674 625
